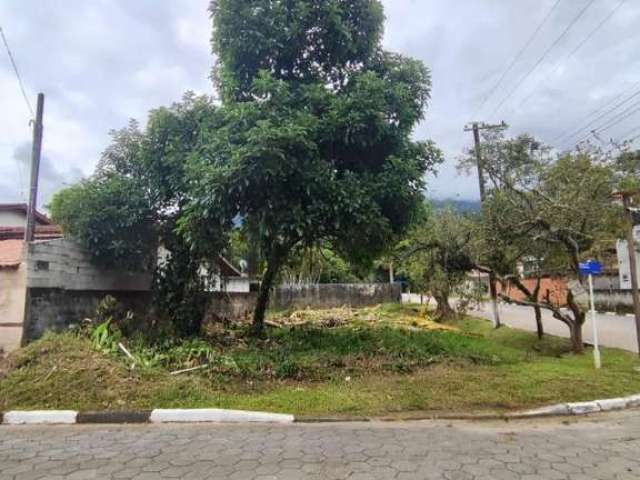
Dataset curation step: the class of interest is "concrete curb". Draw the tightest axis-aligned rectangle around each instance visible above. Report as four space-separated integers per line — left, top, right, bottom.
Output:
3 410 77 425
149 409 294 424
77 411 151 424
1 395 639 425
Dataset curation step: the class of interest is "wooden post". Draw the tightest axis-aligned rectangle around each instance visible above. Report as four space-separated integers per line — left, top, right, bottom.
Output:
25 93 44 242
464 121 506 328
622 193 640 355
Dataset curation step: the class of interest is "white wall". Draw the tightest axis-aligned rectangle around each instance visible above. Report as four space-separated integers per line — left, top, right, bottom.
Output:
0 263 27 353
0 210 27 227
220 276 251 293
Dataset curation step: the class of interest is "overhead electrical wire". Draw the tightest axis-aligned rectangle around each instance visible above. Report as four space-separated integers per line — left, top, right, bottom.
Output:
551 78 640 145
513 0 627 113
0 24 31 200
573 102 640 147
557 86 640 147
488 0 597 118
472 0 564 118
615 124 640 141
0 25 34 119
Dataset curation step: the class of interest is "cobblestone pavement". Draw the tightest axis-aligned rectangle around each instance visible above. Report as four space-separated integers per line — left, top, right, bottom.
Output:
1 410 639 479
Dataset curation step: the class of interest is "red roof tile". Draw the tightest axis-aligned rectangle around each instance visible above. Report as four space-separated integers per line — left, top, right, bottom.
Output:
0 240 24 268
0 225 62 241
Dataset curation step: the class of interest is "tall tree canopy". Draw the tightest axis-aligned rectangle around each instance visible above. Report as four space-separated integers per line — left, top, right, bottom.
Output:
181 0 441 333
51 1 441 335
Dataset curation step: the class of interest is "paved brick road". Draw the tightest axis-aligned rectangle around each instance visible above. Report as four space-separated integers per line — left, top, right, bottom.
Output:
1 410 639 479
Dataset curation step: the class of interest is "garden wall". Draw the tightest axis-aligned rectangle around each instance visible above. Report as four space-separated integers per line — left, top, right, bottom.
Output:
494 276 636 313
21 239 152 343
23 289 152 342
204 283 402 324
272 283 402 310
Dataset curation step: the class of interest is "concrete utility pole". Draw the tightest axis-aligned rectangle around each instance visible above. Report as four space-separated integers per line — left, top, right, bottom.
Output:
618 191 640 356
464 121 507 329
24 93 44 243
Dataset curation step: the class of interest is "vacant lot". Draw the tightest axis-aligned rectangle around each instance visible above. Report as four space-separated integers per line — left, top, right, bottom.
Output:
1 304 639 417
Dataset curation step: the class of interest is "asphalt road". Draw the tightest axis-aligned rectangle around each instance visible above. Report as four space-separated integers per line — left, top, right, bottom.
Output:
1 411 639 479
472 302 640 354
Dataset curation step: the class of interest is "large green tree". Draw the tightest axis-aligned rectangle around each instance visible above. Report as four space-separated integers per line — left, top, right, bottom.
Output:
180 0 441 334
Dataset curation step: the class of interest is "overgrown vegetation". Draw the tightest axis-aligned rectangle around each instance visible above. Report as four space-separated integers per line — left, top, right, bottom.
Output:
2 304 639 416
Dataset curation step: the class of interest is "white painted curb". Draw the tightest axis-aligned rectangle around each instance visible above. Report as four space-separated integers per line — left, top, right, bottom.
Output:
597 398 628 411
567 401 601 415
508 403 570 418
3 410 77 425
149 408 295 424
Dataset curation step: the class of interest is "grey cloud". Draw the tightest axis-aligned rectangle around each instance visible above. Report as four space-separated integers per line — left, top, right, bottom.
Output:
1 0 639 205
9 143 83 210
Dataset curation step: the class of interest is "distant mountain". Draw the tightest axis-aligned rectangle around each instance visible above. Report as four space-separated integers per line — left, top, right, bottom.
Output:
429 198 481 213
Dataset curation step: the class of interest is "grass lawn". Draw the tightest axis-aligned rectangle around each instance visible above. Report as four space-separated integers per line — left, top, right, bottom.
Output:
1 304 639 417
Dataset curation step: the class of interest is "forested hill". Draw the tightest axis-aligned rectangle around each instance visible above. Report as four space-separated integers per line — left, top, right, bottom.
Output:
430 198 481 213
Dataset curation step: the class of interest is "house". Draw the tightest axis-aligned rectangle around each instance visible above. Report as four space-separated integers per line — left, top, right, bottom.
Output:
617 224 640 290
0 203 62 241
0 204 65 353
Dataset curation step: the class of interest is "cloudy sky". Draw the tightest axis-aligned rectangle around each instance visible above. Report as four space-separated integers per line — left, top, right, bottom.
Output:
1 0 639 210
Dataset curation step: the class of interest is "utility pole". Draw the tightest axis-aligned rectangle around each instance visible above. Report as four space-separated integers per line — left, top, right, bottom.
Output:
24 93 44 243
464 121 506 328
617 191 640 356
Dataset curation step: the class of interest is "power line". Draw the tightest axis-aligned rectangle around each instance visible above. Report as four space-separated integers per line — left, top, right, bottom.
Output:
615 124 640 141
573 102 640 147
514 0 627 113
489 0 597 118
0 24 34 118
472 0 563 117
551 79 640 145
558 87 640 147
594 100 640 134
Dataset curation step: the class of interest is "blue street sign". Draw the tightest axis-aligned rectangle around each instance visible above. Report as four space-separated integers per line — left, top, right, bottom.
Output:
579 260 603 276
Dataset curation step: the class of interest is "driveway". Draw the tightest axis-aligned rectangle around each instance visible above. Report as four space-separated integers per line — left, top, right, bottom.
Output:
471 302 640 353
1 411 639 479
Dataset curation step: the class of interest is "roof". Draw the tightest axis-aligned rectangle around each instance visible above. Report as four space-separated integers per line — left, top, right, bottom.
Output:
0 203 52 225
0 225 62 241
217 256 244 277
0 240 24 268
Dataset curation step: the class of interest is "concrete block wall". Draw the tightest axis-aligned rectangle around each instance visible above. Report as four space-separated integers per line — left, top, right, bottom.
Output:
272 283 402 310
203 283 402 325
26 239 151 291
14 239 154 344
24 289 152 342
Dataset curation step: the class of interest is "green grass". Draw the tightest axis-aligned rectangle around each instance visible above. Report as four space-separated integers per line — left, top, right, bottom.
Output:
1 304 639 416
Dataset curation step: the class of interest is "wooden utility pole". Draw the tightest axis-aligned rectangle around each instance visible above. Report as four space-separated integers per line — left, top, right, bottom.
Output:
617 191 640 355
464 121 506 328
24 93 44 243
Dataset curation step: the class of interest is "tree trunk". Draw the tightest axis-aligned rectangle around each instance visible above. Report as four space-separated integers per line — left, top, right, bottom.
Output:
534 305 544 339
569 321 584 354
434 291 455 320
252 247 285 336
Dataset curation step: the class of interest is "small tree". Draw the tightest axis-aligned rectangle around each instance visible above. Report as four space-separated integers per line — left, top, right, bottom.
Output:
483 152 622 353
400 207 475 320
181 0 442 335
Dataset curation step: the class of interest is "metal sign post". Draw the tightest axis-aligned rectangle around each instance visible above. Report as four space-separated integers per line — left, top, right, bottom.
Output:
579 260 603 369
